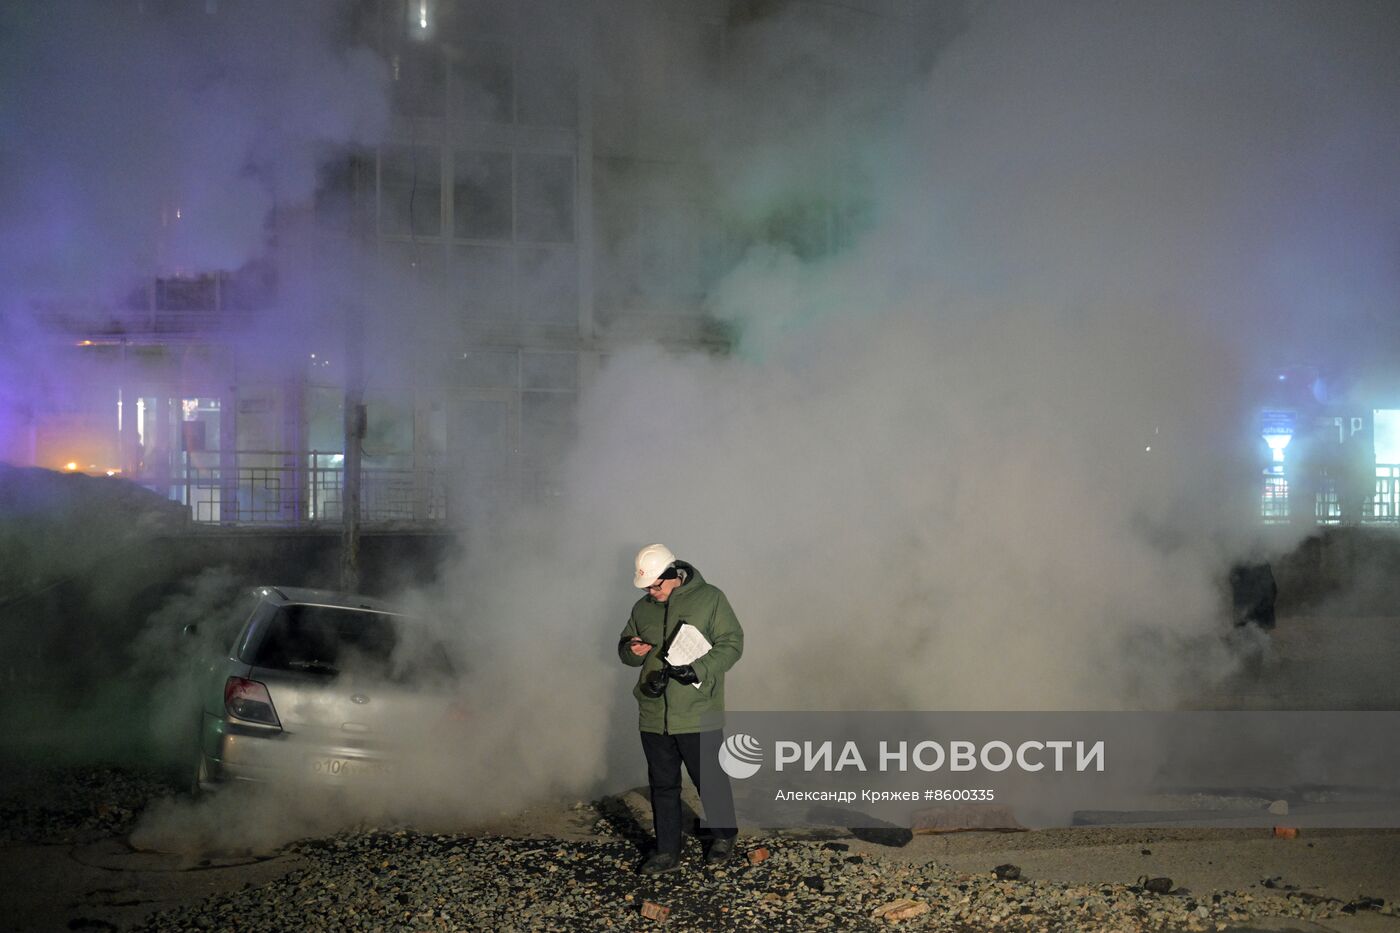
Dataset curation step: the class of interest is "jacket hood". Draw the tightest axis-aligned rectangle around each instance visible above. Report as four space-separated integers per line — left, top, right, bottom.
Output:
649 560 703 601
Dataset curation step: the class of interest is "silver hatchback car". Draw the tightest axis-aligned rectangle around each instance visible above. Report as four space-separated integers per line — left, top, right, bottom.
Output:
191 586 460 793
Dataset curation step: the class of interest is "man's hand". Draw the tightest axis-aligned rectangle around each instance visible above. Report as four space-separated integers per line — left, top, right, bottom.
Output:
665 664 699 685
628 638 653 657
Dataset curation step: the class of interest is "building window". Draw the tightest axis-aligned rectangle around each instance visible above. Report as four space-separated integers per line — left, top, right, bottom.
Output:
521 351 577 391
516 247 577 324
454 395 515 525
391 41 445 119
516 153 574 243
452 245 513 319
441 0 512 123
380 146 442 237
453 151 513 240
449 39 513 124
593 157 713 315
389 0 583 129
314 154 374 235
457 349 518 388
441 0 514 44
156 276 218 312
516 41 577 128
383 240 444 290
521 388 575 501
1375 409 1400 464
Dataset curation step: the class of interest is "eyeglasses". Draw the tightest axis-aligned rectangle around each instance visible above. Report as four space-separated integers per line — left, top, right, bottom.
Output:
646 572 678 591
645 567 679 591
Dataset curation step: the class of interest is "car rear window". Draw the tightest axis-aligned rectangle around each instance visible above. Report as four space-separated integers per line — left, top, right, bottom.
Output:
250 605 455 682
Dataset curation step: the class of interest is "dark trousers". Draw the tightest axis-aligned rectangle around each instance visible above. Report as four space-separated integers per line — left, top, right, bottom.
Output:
640 730 737 856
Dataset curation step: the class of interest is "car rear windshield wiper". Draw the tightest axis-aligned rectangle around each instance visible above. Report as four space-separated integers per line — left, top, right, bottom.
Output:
285 659 340 675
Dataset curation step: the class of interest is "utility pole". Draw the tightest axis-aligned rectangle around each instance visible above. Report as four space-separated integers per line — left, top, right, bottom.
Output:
340 301 365 594
340 152 372 594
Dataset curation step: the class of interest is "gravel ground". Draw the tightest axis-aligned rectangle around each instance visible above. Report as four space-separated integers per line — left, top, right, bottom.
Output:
2 766 1395 931
0 763 181 845
130 822 1389 932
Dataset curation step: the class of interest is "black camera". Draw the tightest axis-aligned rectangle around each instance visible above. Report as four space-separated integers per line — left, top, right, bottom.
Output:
641 667 669 698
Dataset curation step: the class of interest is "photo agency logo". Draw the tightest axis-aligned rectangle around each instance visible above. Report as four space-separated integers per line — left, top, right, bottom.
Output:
718 733 764 779
716 728 1107 781
713 712 1400 830
719 735 1105 777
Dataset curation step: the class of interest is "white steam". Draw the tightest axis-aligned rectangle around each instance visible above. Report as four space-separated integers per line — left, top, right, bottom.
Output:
0 1 387 295
49 0 1400 852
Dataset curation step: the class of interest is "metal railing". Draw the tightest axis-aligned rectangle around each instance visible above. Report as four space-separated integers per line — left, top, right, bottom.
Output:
140 451 1400 530
147 450 452 526
1373 466 1400 522
1260 464 1400 525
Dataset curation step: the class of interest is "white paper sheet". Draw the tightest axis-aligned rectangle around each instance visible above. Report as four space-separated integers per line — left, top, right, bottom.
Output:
665 623 712 688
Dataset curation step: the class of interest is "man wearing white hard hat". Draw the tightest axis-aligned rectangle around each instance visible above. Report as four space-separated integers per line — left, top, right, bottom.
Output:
617 543 744 874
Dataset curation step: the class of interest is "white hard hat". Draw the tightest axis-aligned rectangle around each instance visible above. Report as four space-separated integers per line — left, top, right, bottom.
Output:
633 543 677 588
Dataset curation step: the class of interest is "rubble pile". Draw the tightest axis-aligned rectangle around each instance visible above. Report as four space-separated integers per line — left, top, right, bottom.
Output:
0 464 186 599
2 768 1390 931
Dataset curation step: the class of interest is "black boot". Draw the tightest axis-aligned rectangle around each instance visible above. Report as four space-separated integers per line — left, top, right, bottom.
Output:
706 836 736 865
638 851 682 875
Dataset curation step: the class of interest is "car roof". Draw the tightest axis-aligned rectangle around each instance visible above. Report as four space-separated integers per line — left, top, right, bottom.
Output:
254 586 399 614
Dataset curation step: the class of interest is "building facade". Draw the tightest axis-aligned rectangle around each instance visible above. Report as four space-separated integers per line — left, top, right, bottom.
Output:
8 1 727 528
13 1 1392 529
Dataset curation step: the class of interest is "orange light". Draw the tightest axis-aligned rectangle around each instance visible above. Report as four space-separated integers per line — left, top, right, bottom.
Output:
76 340 94 347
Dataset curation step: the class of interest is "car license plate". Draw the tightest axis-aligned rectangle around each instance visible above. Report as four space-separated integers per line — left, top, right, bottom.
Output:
310 756 391 777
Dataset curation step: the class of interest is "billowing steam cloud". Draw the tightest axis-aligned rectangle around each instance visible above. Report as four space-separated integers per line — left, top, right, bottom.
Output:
0 1 386 296
8 0 1400 853
0 1 390 463
416 0 1400 830
465 0 1400 718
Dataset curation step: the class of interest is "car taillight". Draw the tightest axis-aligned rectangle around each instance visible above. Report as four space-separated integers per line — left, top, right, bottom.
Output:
224 677 281 727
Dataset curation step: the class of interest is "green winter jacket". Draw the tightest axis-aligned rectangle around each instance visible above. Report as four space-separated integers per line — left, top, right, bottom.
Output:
616 562 744 734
